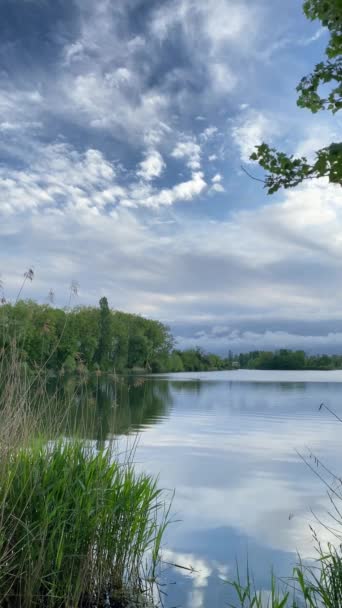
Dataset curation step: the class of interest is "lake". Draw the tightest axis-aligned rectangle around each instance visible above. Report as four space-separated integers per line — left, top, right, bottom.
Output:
68 369 342 607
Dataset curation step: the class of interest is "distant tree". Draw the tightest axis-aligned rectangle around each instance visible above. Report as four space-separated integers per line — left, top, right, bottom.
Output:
76 307 99 366
0 300 255 374
249 0 341 193
96 297 113 370
127 334 150 369
111 312 130 371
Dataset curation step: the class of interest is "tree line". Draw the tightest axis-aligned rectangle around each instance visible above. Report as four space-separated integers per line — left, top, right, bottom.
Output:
236 349 342 370
1 299 341 373
0 298 231 374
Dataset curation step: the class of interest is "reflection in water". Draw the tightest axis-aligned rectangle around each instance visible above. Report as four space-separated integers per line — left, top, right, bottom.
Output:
53 375 174 441
50 371 342 607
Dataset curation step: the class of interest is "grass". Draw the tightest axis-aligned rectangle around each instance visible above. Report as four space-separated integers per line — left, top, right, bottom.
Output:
228 475 342 608
228 550 342 608
0 340 168 607
0 441 166 607
228 569 290 608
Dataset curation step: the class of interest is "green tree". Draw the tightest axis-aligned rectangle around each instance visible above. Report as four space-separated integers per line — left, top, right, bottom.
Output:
0 300 232 374
75 307 99 367
96 297 113 371
127 334 150 368
111 312 129 371
250 0 342 193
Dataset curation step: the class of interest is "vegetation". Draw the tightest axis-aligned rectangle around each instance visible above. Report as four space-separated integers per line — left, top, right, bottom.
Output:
236 349 342 370
229 551 342 608
0 441 166 607
0 340 168 607
0 298 173 374
151 347 232 373
0 299 231 374
2 300 342 373
229 475 342 608
249 0 341 192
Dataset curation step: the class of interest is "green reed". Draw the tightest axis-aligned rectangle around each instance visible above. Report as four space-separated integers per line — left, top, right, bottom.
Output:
229 552 342 608
229 529 342 607
0 339 168 607
0 440 166 607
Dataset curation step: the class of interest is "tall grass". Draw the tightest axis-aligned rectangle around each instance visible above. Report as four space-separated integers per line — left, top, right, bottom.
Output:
0 441 166 607
229 447 342 608
229 550 342 608
0 338 168 607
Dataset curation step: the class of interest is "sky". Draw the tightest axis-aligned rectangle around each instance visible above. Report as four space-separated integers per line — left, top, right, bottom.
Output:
0 0 341 354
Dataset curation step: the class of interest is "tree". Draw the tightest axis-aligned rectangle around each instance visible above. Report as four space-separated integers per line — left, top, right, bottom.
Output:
75 306 99 366
96 297 113 370
127 334 150 369
250 0 342 193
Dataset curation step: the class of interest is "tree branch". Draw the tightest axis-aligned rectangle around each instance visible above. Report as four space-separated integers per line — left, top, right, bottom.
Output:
240 165 265 183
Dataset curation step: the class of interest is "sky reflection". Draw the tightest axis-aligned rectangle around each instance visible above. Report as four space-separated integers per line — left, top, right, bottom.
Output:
125 373 342 607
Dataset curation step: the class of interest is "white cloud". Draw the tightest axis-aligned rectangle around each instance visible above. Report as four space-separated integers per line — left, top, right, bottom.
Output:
295 123 340 161
176 329 342 354
0 144 118 215
134 398 340 561
0 140 210 216
63 40 86 65
200 127 218 141
1 162 342 344
210 183 225 193
162 549 213 588
137 149 166 181
0 0 340 345
171 140 202 170
231 109 277 163
300 27 326 46
210 62 237 93
128 172 207 209
200 0 260 51
151 0 260 52
0 88 43 133
66 72 169 142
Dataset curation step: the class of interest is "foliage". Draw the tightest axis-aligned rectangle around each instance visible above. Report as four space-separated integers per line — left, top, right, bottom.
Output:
96 296 113 370
250 0 342 192
243 349 306 370
250 142 342 193
6 300 342 374
0 343 168 607
0 299 175 374
0 440 165 607
0 300 234 374
303 0 342 61
151 347 232 373
237 349 342 370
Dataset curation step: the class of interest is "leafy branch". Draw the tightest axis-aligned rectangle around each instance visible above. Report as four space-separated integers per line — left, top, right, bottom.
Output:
249 0 342 193
250 142 342 194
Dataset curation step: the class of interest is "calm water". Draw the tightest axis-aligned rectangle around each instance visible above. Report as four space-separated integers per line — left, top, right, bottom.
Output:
66 370 342 607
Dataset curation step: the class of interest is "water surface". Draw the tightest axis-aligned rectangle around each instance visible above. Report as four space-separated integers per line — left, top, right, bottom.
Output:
69 370 342 607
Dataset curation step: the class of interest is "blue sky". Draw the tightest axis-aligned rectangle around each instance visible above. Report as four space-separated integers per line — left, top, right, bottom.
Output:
0 0 341 353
